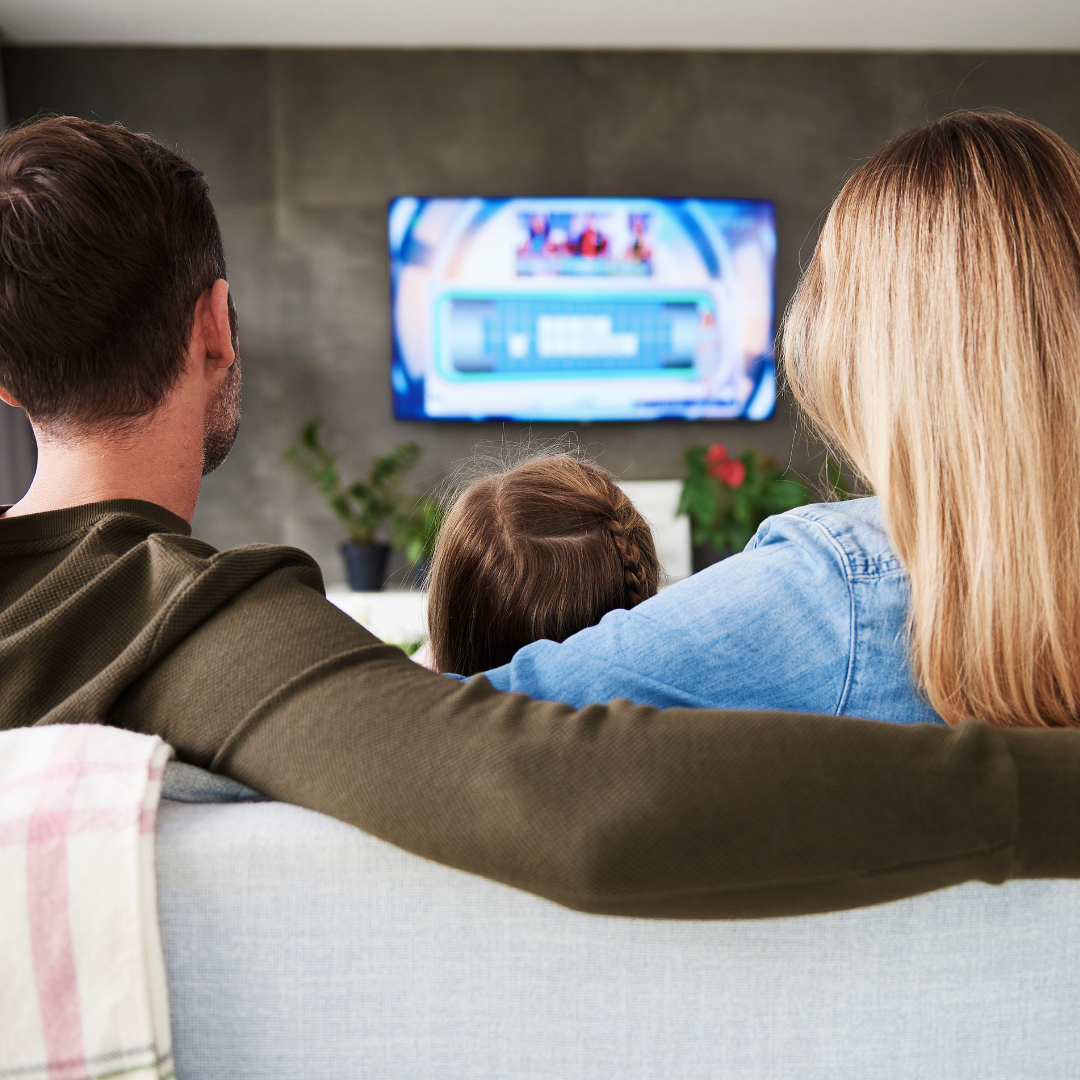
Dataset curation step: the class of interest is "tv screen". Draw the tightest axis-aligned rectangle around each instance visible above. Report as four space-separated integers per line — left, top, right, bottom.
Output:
389 197 777 422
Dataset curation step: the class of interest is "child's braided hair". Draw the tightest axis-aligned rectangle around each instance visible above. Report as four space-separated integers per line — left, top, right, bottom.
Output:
427 452 661 675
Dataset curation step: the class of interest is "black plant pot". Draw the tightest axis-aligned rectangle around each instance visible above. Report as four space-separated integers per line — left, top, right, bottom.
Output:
691 543 734 574
341 542 391 592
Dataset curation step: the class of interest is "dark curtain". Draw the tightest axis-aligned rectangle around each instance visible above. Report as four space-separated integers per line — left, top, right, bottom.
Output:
0 407 35 504
0 53 36 505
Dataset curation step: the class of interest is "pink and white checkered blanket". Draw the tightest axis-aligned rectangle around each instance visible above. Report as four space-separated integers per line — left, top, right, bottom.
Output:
0 724 175 1080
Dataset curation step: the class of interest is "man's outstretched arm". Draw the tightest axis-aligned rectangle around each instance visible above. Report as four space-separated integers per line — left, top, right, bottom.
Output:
112 565 1077 919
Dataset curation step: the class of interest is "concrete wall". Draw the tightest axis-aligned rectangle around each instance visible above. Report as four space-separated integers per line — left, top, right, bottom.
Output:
5 48 1079 581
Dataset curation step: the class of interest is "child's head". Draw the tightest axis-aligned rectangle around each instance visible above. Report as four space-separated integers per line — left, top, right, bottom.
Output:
427 453 661 675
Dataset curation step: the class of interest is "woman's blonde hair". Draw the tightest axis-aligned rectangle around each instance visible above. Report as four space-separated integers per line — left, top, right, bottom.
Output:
784 110 1080 728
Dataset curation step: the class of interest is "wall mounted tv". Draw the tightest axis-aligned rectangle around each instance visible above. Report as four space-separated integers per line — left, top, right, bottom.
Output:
389 197 777 422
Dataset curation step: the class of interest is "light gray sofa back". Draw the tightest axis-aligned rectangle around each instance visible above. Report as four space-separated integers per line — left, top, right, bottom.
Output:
157 762 1080 1079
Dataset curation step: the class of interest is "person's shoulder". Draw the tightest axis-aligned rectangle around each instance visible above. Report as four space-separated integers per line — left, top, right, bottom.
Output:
151 531 321 578
142 536 329 617
60 501 328 600
749 497 904 578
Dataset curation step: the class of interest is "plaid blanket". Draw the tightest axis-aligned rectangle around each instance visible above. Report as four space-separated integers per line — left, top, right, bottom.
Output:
0 724 174 1080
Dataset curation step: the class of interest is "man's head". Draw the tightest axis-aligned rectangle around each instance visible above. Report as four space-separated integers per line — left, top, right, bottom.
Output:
0 116 239 469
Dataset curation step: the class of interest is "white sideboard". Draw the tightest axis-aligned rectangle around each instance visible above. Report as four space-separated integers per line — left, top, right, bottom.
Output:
326 587 428 647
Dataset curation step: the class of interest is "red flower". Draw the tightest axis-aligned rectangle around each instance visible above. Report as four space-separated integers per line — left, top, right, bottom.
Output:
713 458 747 488
704 443 728 466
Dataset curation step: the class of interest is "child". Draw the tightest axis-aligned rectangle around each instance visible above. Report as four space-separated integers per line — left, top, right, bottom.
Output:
426 453 661 675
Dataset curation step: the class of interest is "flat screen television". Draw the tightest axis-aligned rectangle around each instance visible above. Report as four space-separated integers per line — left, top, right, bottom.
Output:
389 197 777 422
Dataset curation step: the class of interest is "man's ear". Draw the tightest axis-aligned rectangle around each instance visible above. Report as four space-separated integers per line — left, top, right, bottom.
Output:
0 386 21 408
199 279 235 372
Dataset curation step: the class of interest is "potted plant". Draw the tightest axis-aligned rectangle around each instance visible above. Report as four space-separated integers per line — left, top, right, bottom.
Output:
391 497 446 587
284 419 422 591
677 443 814 571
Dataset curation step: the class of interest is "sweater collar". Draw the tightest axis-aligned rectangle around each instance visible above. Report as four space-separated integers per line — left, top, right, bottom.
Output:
0 499 192 541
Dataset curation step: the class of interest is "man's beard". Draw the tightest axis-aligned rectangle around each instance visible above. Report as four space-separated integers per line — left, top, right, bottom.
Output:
202 355 242 476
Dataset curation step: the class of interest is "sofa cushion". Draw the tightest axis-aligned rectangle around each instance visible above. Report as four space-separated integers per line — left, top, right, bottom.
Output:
155 770 1080 1080
162 760 266 803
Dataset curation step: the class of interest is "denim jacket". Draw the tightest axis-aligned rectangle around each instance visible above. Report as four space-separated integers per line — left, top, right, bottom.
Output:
482 496 945 725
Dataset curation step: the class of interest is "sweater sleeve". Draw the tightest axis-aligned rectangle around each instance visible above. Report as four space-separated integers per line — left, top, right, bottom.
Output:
213 648 1080 919
118 562 1079 920
16 506 1075 920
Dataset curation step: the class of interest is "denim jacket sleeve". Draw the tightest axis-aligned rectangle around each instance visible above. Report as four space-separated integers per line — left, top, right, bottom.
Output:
481 498 944 724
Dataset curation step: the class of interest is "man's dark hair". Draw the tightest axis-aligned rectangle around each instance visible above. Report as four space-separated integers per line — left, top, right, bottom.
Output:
0 116 230 429
427 453 661 675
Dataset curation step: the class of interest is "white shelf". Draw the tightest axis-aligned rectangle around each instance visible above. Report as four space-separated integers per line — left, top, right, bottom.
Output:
617 480 692 582
326 587 428 646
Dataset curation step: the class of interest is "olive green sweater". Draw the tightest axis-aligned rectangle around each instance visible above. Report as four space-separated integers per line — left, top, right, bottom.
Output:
3 500 1079 918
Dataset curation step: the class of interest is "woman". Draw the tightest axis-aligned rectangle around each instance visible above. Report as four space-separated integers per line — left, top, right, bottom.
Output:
476 110 1080 729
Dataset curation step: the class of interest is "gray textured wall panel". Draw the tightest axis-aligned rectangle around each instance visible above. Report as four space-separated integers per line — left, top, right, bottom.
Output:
4 48 1078 581
278 52 586 206
3 49 274 203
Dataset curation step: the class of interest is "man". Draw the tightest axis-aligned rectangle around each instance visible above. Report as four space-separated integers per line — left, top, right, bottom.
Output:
0 116 1076 918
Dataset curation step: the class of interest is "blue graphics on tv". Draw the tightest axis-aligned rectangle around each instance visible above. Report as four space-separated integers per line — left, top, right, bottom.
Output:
389 197 777 422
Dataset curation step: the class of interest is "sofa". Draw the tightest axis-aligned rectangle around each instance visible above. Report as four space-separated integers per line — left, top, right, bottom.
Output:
156 760 1080 1079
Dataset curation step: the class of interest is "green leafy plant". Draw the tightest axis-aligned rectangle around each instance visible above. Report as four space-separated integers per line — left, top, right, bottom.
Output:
825 459 851 500
284 419 422 546
392 497 446 566
677 443 814 555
